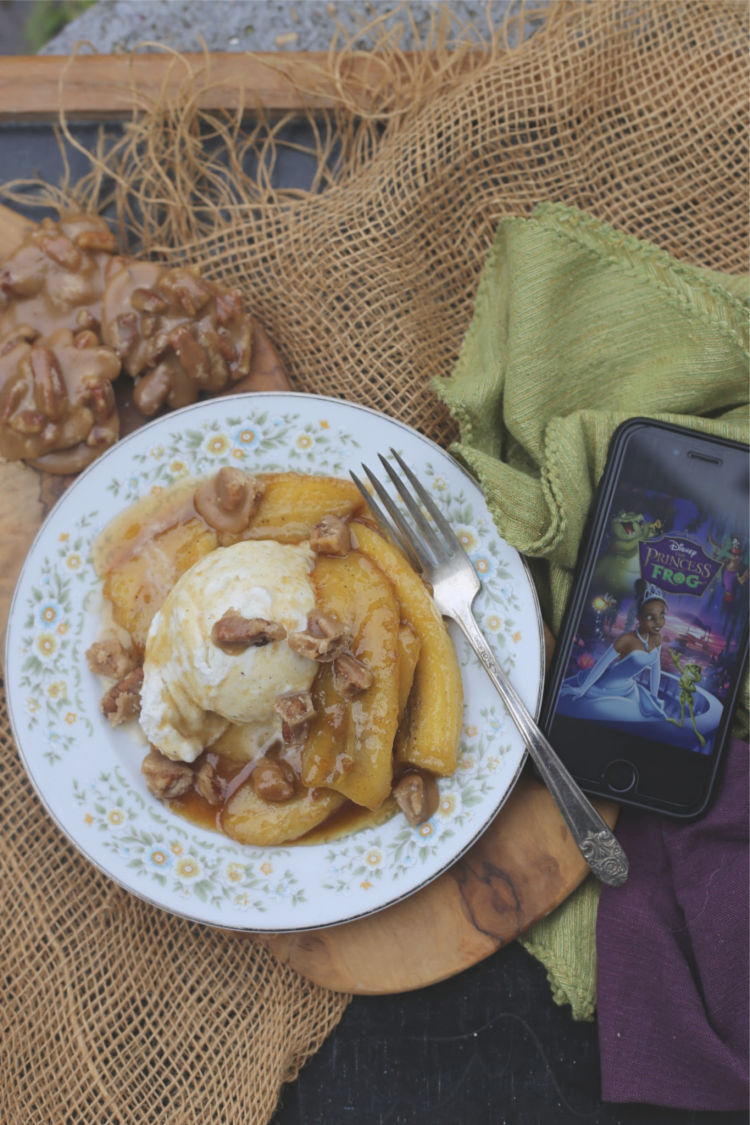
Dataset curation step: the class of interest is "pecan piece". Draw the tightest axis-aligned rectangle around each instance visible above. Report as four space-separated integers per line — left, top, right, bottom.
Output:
39 232 82 271
332 652 374 698
0 375 28 423
169 323 211 387
211 611 286 652
74 308 101 332
215 288 244 326
86 634 138 680
131 286 169 315
309 514 351 557
251 757 297 803
195 757 223 805
193 467 264 534
73 329 100 350
287 610 350 663
273 691 316 744
132 363 172 416
393 771 439 827
196 323 230 386
73 227 117 253
141 749 194 799
9 408 45 435
100 666 144 727
30 348 66 421
82 375 116 422
110 311 139 359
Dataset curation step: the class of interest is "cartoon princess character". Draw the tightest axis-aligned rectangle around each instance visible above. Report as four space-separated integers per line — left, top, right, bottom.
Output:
559 579 668 722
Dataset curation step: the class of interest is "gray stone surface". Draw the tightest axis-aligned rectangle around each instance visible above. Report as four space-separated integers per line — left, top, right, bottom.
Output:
39 0 525 55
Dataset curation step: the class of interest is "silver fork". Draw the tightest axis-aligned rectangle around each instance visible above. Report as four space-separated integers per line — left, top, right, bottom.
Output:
351 448 629 888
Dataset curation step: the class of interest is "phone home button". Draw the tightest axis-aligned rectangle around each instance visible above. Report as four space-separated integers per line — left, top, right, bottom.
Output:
604 759 638 794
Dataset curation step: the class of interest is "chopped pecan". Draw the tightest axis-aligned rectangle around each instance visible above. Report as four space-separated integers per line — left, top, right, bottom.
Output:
86 634 138 680
9 408 45 435
30 347 66 421
74 308 100 332
132 363 172 416
193 467 264 534
310 514 351 557
195 757 223 805
169 323 211 387
110 311 139 359
393 771 439 827
251 757 297 803
273 691 316 744
164 270 213 317
141 749 194 799
73 226 117 253
195 323 230 386
100 666 144 727
82 375 116 422
211 611 286 652
39 232 82 271
0 375 27 422
73 329 100 350
287 610 350 663
215 288 243 325
332 652 374 698
131 287 168 315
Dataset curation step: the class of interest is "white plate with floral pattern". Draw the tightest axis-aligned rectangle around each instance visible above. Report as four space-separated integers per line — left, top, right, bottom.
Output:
5 393 543 932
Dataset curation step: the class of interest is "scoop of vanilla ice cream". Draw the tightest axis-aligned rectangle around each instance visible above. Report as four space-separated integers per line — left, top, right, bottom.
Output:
140 539 317 762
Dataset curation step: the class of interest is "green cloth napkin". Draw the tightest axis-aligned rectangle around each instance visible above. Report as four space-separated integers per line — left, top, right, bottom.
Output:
434 202 750 1020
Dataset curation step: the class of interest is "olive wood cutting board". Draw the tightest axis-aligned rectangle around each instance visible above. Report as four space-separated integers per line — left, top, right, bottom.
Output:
0 198 617 996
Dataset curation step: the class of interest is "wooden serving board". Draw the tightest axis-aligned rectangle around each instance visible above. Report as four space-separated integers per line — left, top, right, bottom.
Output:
0 195 616 996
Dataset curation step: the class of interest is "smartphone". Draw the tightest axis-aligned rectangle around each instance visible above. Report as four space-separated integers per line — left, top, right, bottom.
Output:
540 418 749 818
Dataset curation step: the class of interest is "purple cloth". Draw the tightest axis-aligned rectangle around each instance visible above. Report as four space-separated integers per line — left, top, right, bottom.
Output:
596 736 749 1111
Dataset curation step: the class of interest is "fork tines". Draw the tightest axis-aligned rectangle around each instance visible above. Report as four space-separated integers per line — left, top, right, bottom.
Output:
350 448 459 570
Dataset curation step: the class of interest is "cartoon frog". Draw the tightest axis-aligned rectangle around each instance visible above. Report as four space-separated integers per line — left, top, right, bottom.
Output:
665 649 706 748
594 510 663 612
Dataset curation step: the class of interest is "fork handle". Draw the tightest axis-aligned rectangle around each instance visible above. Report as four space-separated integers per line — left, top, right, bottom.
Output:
453 610 629 887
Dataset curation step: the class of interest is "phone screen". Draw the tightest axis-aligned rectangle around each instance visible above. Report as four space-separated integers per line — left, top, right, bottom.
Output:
544 421 749 816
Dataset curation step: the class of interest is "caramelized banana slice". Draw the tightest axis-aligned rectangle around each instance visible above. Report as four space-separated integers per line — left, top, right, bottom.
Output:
353 522 463 776
222 783 345 846
102 519 218 653
301 550 401 810
396 622 421 716
243 472 364 543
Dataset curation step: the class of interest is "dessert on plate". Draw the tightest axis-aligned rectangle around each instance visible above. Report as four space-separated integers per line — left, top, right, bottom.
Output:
87 465 463 847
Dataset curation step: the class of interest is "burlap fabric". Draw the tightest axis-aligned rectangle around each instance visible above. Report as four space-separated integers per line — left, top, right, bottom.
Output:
1 2 747 1121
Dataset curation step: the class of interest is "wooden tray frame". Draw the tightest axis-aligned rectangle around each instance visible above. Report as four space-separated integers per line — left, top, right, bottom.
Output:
0 51 420 121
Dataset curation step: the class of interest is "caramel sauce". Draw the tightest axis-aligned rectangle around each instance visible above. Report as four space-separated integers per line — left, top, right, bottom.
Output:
169 751 252 834
92 477 203 576
169 749 399 845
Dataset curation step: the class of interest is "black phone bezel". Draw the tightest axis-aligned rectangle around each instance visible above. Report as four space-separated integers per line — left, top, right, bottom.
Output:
539 417 749 819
